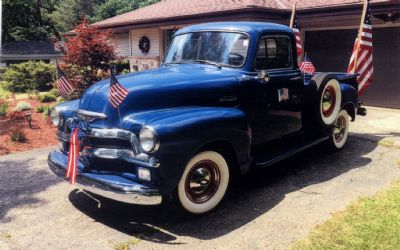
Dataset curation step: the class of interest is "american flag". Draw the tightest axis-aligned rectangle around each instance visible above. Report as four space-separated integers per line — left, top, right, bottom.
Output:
292 15 303 58
56 66 74 98
300 55 316 74
347 0 373 94
109 70 128 108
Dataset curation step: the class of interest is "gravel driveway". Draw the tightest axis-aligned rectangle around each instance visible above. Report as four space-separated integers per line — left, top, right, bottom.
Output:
1 107 400 250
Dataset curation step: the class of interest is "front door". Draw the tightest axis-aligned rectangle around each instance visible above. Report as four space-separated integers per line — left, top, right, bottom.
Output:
251 35 303 144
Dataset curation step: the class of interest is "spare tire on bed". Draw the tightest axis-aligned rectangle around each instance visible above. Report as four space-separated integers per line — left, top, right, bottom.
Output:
302 73 342 133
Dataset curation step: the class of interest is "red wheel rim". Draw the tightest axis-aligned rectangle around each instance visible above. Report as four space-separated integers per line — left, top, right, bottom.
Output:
184 160 220 204
322 85 336 118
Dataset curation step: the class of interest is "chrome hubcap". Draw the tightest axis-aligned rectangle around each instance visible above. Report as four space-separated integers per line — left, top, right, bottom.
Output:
322 86 336 117
185 160 220 204
334 115 346 143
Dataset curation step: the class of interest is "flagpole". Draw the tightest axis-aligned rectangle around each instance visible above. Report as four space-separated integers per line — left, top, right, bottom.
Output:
289 0 297 28
354 0 368 70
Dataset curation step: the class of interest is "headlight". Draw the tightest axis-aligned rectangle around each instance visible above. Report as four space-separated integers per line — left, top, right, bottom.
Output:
50 109 60 126
139 126 159 153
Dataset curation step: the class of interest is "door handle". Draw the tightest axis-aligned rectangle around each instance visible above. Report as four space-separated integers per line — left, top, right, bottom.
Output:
290 76 302 81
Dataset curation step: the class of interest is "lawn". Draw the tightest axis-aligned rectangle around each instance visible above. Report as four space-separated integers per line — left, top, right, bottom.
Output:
292 180 400 250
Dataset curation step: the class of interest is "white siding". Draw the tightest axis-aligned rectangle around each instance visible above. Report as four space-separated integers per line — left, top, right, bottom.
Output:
110 33 130 57
130 28 160 58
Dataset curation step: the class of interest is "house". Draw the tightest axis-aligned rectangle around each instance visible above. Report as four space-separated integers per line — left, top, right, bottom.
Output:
0 40 62 66
91 0 400 108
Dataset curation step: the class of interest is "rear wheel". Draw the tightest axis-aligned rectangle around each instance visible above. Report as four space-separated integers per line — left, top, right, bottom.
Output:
177 151 230 214
328 109 350 150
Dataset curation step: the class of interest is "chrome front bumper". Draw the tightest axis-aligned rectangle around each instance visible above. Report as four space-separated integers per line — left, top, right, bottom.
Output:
48 151 162 205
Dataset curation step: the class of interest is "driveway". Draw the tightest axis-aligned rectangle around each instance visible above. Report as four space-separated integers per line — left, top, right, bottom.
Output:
1 107 400 250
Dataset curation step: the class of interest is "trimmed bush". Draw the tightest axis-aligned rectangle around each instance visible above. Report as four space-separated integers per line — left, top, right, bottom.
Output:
14 101 33 112
0 99 8 117
10 127 26 142
36 105 47 113
1 61 55 92
48 88 59 97
39 93 57 103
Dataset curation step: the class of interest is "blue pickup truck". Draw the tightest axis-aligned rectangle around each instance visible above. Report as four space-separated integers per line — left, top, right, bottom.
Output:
48 22 364 214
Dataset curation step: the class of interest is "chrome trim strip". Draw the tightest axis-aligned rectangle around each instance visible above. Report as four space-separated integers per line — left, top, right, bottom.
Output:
85 148 159 168
77 109 107 120
48 151 162 205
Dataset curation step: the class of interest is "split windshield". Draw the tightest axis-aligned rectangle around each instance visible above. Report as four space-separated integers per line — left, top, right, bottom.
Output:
164 31 249 67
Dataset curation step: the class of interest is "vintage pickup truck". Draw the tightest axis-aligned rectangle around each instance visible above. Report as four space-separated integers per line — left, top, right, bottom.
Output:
48 22 364 214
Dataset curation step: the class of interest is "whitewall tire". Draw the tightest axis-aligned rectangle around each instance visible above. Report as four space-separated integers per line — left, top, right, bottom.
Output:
330 109 350 149
319 78 342 126
177 151 230 214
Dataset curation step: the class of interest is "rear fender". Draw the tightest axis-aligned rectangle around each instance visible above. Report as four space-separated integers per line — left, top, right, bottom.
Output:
340 83 358 121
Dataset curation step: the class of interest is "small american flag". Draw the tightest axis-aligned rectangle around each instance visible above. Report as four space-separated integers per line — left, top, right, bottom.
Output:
300 55 316 74
292 15 303 58
56 66 74 98
347 0 373 94
109 70 128 108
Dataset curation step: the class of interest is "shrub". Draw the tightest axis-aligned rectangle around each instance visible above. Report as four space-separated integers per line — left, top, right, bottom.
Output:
0 84 12 99
10 127 26 142
39 93 57 103
1 61 55 92
48 88 59 97
14 101 33 112
0 99 8 117
36 105 47 113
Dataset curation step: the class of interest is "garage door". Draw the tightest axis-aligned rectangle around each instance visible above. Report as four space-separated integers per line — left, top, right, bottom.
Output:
305 27 400 109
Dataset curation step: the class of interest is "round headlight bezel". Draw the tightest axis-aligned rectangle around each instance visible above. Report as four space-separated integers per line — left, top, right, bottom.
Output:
139 126 159 153
50 109 60 127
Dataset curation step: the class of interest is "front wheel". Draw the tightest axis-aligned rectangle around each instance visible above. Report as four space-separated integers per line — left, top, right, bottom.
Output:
328 109 350 150
177 151 230 214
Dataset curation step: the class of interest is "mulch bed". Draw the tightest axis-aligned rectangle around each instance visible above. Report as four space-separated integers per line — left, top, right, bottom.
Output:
0 99 58 155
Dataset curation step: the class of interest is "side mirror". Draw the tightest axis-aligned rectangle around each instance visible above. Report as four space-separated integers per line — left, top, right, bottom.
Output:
255 70 270 83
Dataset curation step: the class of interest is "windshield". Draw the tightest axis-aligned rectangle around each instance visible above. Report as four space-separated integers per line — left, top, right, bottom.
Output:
164 32 249 67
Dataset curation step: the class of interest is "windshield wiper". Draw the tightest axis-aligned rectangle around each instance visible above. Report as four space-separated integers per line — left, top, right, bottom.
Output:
192 60 222 69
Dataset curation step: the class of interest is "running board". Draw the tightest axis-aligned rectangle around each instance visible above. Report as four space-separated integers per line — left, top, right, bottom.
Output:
254 136 329 168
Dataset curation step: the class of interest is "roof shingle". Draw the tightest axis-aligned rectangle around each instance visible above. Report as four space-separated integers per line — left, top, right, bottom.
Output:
92 0 393 28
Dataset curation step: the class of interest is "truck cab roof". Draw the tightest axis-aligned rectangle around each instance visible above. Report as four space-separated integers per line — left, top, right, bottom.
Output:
175 21 293 37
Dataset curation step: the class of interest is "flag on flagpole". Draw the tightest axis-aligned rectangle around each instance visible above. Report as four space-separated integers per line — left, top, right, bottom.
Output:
289 0 303 58
109 69 128 108
347 0 373 94
56 65 74 98
300 55 316 74
292 16 303 58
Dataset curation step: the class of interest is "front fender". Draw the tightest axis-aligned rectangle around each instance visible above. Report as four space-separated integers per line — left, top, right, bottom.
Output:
55 99 80 118
124 107 251 194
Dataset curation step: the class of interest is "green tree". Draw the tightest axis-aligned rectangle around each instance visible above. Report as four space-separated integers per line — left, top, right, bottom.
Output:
92 0 160 22
2 0 61 42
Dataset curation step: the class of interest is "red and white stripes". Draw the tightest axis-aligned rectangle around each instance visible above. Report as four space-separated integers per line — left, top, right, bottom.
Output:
57 75 74 98
109 80 129 108
347 1 373 94
66 128 79 184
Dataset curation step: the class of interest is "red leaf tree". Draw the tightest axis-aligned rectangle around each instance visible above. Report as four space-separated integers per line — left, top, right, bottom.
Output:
61 18 116 97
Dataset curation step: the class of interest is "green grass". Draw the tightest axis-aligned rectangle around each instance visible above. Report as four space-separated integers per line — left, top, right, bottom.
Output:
113 238 141 250
292 180 400 250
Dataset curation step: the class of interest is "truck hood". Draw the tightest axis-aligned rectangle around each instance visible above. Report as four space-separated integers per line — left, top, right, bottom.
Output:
78 64 241 128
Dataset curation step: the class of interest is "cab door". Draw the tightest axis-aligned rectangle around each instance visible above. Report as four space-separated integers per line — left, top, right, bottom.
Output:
251 35 303 144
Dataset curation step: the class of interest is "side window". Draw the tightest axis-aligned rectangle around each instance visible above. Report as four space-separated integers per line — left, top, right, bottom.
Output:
255 36 292 71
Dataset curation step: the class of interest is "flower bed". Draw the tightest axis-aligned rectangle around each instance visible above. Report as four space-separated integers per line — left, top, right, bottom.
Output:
0 99 58 155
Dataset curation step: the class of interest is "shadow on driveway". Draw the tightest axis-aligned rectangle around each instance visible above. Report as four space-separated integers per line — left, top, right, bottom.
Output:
68 135 381 244
0 156 61 223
